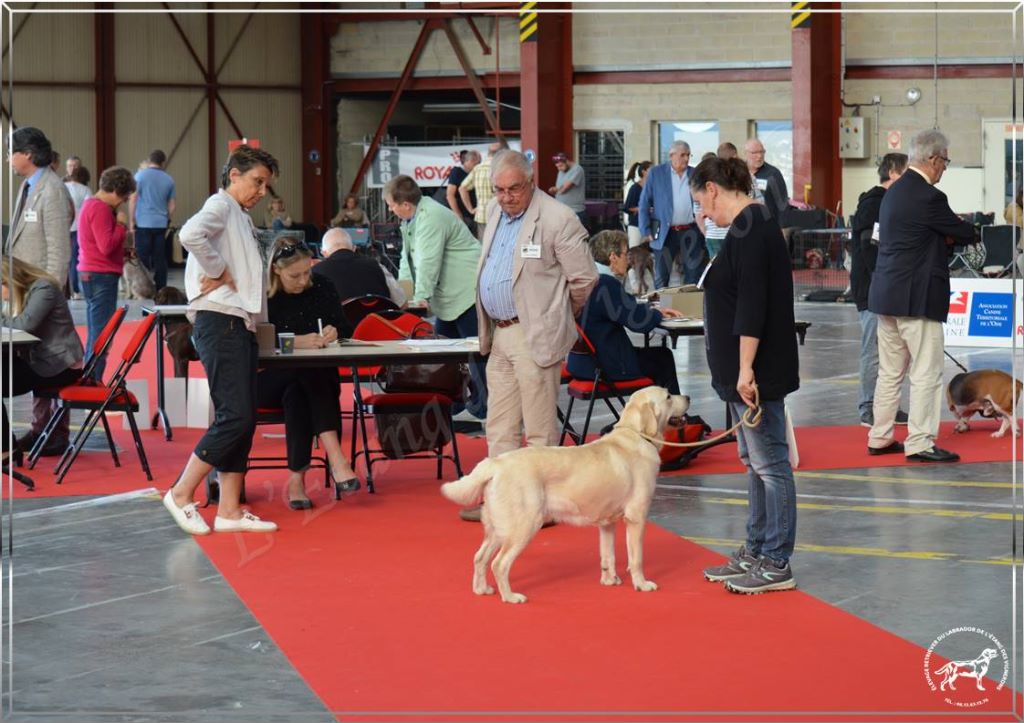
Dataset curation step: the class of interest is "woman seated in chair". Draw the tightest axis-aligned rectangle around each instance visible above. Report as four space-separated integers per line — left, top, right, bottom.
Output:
259 238 360 509
1 256 85 459
567 230 684 394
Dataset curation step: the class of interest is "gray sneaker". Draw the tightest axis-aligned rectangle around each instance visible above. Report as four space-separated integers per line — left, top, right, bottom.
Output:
725 557 796 594
703 545 758 582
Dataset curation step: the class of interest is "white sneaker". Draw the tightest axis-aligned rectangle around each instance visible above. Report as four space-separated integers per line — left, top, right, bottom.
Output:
163 489 211 536
214 510 278 533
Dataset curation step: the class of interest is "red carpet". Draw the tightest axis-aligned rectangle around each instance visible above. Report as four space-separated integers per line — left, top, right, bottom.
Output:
191 470 1017 721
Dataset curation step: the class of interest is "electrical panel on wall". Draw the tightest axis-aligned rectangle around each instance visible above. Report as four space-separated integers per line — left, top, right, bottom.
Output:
838 117 869 159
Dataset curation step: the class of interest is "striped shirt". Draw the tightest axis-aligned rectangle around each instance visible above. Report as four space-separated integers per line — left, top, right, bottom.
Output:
694 200 729 259
478 208 525 320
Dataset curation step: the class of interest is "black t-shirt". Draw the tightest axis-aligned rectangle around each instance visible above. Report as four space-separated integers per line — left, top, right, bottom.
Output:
849 185 886 311
703 205 800 403
268 274 346 338
446 166 474 218
624 183 644 227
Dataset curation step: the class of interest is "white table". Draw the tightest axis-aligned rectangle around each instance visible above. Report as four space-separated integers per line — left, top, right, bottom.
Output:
0 327 41 346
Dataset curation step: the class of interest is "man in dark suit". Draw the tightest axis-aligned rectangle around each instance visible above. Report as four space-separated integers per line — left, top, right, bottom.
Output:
312 228 397 336
866 129 975 463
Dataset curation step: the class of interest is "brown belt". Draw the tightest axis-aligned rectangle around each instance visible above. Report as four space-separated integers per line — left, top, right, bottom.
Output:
494 317 520 328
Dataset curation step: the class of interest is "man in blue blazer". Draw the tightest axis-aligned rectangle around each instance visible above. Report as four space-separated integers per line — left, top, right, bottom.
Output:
639 140 705 287
866 129 975 463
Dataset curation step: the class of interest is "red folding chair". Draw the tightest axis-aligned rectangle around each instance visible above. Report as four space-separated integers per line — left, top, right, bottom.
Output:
27 304 129 468
341 294 400 332
349 312 463 492
559 323 653 445
51 313 158 484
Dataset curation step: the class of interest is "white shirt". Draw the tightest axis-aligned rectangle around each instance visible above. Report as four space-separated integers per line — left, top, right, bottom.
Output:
670 168 695 226
65 181 91 233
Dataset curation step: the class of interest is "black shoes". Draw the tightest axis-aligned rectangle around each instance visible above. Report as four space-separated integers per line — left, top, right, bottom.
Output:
725 557 797 594
334 477 361 498
288 498 313 510
867 441 904 456
907 446 960 463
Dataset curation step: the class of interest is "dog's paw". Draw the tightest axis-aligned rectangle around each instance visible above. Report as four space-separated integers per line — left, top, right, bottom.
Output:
991 430 1007 438
501 592 528 604
600 572 622 586
954 421 970 433
633 580 658 592
473 584 495 596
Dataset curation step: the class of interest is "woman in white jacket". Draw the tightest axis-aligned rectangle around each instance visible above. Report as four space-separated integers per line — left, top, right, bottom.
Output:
163 145 280 535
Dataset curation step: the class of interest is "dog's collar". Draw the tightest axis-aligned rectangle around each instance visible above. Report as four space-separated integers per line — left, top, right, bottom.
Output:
621 426 662 450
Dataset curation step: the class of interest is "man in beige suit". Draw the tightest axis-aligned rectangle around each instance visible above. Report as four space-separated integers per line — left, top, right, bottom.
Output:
5 126 73 456
6 127 71 286
460 150 597 520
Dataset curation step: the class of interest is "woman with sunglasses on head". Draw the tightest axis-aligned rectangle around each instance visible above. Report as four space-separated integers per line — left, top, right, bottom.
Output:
162 144 280 536
259 238 359 509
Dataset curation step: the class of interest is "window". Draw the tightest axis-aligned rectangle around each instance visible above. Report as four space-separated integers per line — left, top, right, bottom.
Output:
755 120 794 203
657 122 720 164
577 130 625 200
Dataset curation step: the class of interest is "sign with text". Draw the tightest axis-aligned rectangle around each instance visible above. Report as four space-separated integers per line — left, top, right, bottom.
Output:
944 278 1021 348
363 140 521 188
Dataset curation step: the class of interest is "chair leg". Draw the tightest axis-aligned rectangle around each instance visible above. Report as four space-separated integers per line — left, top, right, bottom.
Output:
125 411 152 481
603 397 623 420
27 405 66 469
358 403 374 494
558 397 576 446
449 410 464 477
580 394 598 442
99 412 121 468
54 405 105 484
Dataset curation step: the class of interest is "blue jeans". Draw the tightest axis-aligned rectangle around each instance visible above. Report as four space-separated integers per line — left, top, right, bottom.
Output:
654 227 705 288
728 399 797 565
68 231 80 294
135 227 168 290
80 271 121 382
858 309 879 417
192 311 258 474
435 304 487 419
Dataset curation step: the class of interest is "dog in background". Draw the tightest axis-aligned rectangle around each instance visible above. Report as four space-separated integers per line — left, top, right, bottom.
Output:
153 286 198 378
947 369 1021 438
441 386 689 604
625 243 655 296
122 256 156 300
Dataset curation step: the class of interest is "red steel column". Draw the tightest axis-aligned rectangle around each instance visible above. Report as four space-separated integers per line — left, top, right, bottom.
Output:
791 3 841 212
301 12 330 224
94 10 116 170
519 3 572 192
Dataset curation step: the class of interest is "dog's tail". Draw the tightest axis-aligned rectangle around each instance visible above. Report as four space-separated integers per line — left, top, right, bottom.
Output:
440 459 496 507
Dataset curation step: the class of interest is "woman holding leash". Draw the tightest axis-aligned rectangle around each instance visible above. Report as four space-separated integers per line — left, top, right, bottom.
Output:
689 156 800 594
162 144 280 535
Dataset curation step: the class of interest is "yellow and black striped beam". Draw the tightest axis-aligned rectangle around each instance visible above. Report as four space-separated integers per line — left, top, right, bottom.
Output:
791 1 811 29
520 1 538 43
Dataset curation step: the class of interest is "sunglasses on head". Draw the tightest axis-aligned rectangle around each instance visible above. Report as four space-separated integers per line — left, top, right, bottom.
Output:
272 241 303 262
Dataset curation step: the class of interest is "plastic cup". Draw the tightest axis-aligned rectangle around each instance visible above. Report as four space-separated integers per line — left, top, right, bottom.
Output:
278 332 295 354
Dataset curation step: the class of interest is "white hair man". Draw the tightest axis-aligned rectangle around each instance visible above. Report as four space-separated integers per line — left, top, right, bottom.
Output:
639 140 705 286
312 228 405 324
744 138 788 223
866 129 975 463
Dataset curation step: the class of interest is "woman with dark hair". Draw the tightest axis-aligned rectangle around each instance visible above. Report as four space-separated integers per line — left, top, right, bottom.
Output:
690 156 800 595
568 230 684 393
258 238 359 509
330 193 369 228
76 166 136 381
163 145 281 536
623 161 652 249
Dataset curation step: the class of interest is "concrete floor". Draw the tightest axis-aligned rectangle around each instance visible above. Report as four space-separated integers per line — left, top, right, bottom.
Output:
2 277 1021 721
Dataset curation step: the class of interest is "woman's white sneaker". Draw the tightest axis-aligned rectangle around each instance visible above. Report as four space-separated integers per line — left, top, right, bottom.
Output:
163 490 211 536
214 511 278 532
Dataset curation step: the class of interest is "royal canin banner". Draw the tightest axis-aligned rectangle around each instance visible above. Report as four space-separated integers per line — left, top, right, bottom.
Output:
363 141 521 189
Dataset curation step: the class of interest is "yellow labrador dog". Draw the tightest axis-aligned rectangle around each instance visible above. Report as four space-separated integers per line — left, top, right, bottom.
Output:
441 386 689 604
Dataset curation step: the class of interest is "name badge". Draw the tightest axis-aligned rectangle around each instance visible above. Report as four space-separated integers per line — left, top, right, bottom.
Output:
520 243 541 259
24 210 38 223
755 178 768 192
871 221 881 242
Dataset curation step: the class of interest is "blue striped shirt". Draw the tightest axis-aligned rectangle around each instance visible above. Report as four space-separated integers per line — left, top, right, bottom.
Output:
479 209 525 320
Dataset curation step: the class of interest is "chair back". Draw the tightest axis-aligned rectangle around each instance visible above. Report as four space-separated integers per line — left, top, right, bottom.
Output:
121 313 159 365
981 224 1018 269
353 311 432 341
80 304 129 379
342 294 400 330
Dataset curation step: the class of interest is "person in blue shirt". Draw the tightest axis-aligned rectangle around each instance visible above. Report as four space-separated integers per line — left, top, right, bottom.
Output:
129 149 176 291
568 230 683 394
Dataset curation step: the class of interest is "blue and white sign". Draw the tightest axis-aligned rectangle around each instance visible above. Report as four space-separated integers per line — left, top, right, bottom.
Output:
944 278 1021 348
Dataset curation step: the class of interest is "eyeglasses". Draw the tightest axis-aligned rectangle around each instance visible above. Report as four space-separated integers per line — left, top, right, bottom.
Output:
272 241 303 262
494 181 530 197
933 155 951 167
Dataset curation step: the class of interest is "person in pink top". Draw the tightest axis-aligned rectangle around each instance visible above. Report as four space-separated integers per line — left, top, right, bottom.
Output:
77 166 136 380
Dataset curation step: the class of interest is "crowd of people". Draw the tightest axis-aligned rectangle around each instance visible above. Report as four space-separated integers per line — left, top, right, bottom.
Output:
0 125 979 595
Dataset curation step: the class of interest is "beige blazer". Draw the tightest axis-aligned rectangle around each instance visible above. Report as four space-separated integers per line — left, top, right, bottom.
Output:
8 168 72 285
475 188 597 368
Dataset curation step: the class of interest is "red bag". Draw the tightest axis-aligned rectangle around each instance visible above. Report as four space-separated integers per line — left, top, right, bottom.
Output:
658 414 713 470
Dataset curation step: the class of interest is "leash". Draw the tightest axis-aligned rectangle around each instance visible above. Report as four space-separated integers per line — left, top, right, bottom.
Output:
944 350 969 374
634 386 763 448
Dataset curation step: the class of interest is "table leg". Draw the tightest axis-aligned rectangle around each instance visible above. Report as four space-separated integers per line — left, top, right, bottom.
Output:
149 315 173 440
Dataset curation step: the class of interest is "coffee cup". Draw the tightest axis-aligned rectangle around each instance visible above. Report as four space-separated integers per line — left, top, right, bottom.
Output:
278 332 295 354
256 323 276 353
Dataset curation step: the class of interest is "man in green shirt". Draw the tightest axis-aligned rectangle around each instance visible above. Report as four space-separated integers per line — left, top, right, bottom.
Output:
385 175 486 418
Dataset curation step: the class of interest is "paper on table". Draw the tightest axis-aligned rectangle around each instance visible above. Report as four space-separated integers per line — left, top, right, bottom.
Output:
399 339 469 348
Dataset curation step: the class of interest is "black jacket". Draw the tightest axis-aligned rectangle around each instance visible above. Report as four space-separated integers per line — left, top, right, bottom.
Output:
868 170 975 323
312 249 391 304
849 185 886 311
754 162 789 224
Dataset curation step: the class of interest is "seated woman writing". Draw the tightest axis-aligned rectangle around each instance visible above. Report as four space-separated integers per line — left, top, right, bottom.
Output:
567 230 684 394
259 238 360 509
1 256 85 459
